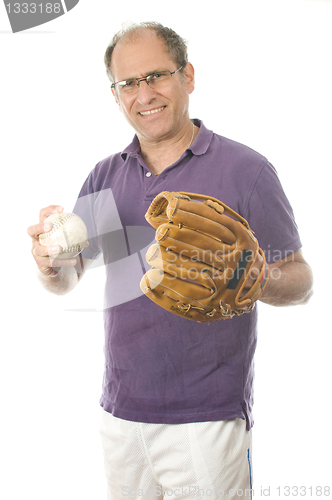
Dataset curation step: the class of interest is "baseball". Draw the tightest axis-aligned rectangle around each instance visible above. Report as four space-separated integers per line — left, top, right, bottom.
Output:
39 212 88 260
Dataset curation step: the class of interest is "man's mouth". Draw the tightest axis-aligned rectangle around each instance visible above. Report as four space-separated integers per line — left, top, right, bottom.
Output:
139 106 166 116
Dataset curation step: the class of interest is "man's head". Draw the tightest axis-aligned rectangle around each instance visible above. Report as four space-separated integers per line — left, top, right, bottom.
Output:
104 22 195 146
104 22 188 84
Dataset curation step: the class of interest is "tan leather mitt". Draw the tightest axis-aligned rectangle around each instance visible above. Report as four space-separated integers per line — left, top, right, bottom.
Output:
140 191 269 322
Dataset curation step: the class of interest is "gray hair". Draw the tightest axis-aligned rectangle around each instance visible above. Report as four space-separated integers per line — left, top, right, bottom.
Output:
104 22 188 82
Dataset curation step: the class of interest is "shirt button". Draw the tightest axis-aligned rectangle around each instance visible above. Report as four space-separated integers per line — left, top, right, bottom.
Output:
146 172 152 177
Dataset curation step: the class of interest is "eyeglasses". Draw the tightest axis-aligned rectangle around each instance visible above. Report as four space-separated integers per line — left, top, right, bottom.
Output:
111 66 183 95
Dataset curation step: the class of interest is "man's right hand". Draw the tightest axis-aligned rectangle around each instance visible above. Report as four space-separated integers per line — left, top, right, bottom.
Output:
27 205 78 277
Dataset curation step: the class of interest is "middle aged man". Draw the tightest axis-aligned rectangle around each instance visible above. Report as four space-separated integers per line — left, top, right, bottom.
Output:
29 22 313 500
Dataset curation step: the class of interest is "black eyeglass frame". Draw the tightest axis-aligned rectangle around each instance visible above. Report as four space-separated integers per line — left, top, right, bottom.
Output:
111 65 184 92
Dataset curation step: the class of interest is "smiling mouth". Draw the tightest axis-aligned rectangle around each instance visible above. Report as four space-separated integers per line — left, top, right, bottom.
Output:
139 106 166 116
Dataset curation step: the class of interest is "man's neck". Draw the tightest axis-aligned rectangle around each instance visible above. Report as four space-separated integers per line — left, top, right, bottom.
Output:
138 122 198 175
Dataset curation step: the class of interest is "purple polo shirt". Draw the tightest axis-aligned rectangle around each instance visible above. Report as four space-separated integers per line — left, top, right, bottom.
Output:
73 119 302 429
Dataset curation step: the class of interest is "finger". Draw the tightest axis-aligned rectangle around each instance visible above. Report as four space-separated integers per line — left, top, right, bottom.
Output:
146 244 225 277
246 251 264 282
32 242 77 267
141 268 212 301
27 205 63 239
27 220 53 240
240 250 266 297
49 256 77 268
155 223 233 261
33 244 62 258
39 205 63 223
167 197 237 244
37 259 77 277
33 250 77 269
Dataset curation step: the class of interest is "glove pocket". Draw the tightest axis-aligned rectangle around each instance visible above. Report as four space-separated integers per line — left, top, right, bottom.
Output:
155 223 236 263
168 203 238 245
148 242 223 278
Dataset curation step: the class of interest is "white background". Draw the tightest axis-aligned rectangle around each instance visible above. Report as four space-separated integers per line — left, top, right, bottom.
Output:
1 0 331 498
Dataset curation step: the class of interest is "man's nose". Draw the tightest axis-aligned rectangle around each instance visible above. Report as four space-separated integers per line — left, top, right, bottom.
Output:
136 79 157 105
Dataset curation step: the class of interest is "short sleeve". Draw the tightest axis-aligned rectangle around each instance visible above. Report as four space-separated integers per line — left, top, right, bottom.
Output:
72 172 102 261
244 161 302 264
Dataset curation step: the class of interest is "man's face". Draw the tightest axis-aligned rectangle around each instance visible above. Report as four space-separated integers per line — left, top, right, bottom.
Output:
110 30 195 144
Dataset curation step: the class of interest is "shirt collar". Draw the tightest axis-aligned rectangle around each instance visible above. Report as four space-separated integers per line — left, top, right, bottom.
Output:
189 119 213 156
120 119 213 161
121 135 141 160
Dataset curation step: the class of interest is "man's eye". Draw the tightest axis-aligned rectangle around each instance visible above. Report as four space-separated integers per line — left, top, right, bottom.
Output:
124 80 136 87
149 73 163 81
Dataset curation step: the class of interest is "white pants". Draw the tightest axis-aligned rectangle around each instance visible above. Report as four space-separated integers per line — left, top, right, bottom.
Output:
99 409 253 500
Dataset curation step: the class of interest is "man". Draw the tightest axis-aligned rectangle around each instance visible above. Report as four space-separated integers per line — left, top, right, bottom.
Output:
28 22 313 499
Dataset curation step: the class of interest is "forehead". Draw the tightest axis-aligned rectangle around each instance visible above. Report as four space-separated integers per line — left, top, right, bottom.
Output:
111 30 176 80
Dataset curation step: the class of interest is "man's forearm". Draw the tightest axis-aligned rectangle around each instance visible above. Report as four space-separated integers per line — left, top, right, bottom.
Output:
36 267 79 295
260 260 313 307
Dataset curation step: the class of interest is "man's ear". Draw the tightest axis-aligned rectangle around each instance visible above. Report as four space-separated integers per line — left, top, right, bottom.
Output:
184 63 195 95
111 87 120 105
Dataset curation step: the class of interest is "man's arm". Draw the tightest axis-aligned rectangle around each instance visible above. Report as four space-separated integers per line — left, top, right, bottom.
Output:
260 249 313 306
27 205 91 295
34 257 92 295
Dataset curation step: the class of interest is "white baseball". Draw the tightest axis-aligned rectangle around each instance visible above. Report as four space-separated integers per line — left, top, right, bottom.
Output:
39 212 88 260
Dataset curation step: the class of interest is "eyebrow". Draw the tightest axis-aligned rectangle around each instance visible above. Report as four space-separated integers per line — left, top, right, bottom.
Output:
119 69 168 82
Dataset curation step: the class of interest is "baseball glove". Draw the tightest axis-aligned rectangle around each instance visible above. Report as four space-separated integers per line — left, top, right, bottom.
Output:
140 191 269 322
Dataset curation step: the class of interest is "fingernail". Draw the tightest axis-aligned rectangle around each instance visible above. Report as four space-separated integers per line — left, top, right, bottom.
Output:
43 223 52 232
50 246 61 253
